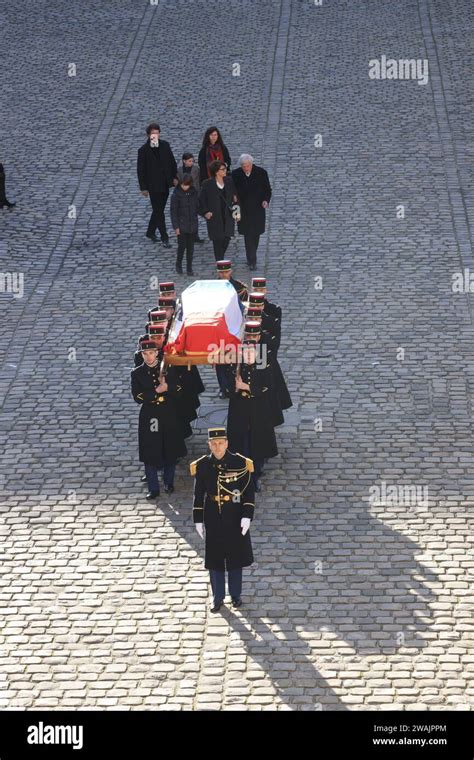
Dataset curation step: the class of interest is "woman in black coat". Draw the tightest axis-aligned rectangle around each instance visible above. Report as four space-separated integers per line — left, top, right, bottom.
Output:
198 161 238 261
198 126 231 184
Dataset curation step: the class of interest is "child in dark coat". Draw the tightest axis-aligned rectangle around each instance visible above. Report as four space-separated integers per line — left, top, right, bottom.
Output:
170 174 199 275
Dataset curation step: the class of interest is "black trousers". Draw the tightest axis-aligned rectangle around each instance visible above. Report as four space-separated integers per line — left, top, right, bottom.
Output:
244 232 261 266
212 236 231 261
147 190 169 240
176 233 195 270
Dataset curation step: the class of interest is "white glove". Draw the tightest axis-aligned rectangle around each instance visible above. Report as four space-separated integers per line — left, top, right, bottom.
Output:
195 523 204 539
241 518 251 535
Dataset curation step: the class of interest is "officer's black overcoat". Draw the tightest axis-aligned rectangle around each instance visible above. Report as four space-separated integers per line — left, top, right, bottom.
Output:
131 362 187 467
227 364 278 460
191 451 255 571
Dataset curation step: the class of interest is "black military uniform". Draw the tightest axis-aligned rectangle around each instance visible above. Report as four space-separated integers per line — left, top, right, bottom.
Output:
251 277 281 320
131 342 187 497
214 259 247 398
248 294 291 414
216 259 248 302
191 428 255 612
227 352 278 488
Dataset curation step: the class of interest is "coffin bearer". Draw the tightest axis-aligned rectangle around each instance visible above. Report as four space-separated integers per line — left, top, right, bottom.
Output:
231 155 272 271
146 308 167 335
131 339 187 498
243 321 285 428
216 259 248 302
227 339 278 492
158 296 176 338
251 276 281 320
190 428 255 613
159 281 177 299
248 291 280 349
214 259 248 398
137 123 178 247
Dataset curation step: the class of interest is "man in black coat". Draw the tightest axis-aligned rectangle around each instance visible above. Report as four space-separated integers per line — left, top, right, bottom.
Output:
231 154 272 270
198 161 238 261
190 427 255 613
137 123 178 248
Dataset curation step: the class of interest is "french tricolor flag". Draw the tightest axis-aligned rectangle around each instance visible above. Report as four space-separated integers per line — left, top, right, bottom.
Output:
165 280 243 356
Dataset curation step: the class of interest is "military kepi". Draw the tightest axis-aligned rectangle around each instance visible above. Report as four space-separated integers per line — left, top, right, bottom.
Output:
140 338 157 351
208 427 227 440
216 260 232 272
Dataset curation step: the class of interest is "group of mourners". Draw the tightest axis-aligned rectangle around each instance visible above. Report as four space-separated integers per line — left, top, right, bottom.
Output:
137 123 272 272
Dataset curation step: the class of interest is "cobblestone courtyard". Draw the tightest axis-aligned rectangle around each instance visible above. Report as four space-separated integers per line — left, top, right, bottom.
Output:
0 0 473 710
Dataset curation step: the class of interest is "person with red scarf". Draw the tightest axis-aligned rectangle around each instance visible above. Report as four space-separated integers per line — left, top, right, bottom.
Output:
198 126 231 184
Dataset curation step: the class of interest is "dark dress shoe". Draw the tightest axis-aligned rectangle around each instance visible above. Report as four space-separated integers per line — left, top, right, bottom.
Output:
146 233 159 242
162 240 172 249
141 474 147 482
164 485 174 494
211 601 224 613
175 264 183 274
231 598 243 608
146 490 160 500
186 269 194 276
249 264 256 271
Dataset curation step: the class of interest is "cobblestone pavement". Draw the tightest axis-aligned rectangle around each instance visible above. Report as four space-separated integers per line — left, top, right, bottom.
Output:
0 0 473 710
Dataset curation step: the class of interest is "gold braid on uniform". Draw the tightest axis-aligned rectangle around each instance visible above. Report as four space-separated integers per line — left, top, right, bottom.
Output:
217 466 252 497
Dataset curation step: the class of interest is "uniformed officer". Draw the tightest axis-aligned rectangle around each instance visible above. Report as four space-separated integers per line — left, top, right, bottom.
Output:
134 334 150 368
226 338 278 492
145 308 167 334
214 259 247 398
158 295 176 321
247 291 280 349
241 320 284 429
216 259 248 302
131 339 187 498
159 281 177 299
250 276 282 320
246 300 291 413
190 427 255 613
